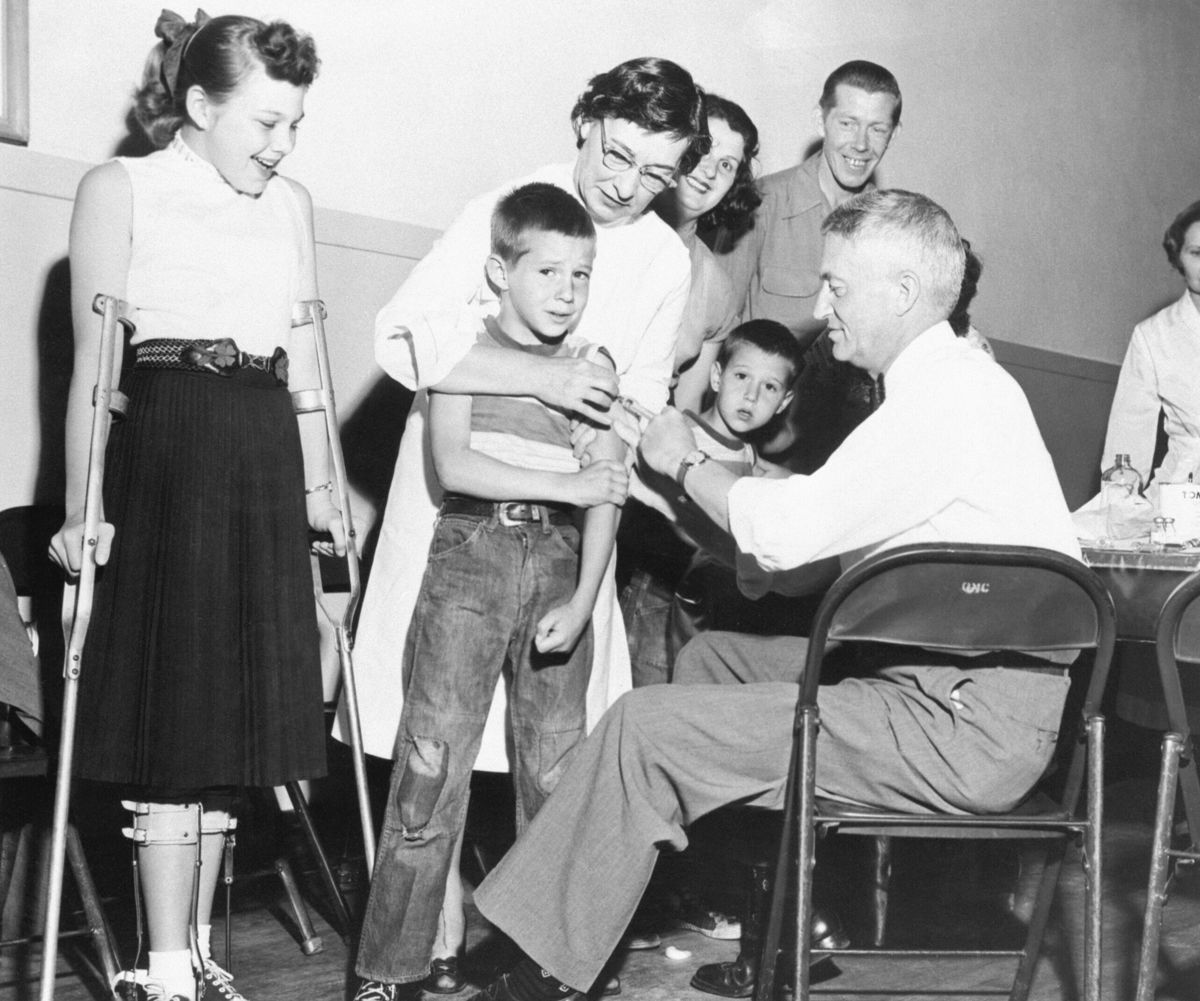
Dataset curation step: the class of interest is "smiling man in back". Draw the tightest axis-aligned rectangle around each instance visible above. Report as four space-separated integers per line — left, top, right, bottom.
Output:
713 60 903 471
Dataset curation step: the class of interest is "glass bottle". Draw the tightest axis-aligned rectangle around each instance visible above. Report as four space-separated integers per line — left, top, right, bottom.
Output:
1101 453 1143 497
1101 453 1143 541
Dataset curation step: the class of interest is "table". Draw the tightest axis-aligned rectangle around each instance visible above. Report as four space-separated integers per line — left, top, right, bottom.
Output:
1082 545 1200 727
1082 544 1200 845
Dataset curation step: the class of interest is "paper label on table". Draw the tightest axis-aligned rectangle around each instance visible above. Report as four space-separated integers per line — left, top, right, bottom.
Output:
1158 483 1200 540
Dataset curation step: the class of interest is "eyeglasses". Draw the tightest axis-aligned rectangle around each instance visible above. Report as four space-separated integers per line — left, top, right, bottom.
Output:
598 119 678 194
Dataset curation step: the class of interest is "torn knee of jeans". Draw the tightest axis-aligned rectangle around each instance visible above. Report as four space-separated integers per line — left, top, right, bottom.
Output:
395 735 448 839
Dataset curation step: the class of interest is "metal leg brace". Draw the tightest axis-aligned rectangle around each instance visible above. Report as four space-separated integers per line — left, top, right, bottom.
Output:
116 801 214 1000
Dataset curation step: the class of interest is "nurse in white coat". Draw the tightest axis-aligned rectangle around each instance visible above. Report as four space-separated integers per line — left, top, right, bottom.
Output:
1104 199 1200 495
349 57 707 989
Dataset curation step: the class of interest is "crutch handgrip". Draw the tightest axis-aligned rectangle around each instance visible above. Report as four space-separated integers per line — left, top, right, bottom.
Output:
290 300 376 875
290 388 324 414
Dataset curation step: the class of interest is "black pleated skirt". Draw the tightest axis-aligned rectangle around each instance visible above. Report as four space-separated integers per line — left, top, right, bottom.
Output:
75 362 327 790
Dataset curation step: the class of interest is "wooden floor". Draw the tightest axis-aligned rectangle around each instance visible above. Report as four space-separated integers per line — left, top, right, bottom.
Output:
4 758 1200 1001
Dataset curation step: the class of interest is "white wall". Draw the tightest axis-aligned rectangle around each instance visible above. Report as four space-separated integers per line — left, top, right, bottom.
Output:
5 0 1200 514
21 0 1200 366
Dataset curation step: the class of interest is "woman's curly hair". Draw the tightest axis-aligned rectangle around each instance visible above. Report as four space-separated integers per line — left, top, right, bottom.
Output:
696 93 761 242
571 57 709 176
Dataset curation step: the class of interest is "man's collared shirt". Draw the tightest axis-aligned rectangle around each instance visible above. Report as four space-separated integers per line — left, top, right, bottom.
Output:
728 322 1082 572
711 152 848 343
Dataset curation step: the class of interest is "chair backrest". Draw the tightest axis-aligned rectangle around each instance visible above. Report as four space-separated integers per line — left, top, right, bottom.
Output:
801 543 1117 720
1160 569 1200 666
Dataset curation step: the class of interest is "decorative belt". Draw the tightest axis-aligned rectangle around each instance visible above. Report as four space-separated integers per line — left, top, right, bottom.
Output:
135 338 289 385
440 494 575 527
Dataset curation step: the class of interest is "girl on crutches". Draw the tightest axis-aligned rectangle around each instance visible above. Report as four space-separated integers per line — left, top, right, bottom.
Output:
49 12 342 1001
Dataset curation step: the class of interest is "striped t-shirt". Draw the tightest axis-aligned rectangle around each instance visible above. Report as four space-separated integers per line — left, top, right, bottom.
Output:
463 317 615 488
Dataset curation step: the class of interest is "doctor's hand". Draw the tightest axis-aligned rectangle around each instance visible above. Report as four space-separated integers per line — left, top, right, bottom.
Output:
639 408 695 479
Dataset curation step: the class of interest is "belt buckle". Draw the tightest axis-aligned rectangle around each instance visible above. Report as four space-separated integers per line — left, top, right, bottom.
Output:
497 502 532 526
182 337 240 376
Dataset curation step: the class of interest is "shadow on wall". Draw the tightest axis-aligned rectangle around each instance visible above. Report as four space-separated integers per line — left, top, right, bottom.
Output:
33 258 74 510
337 374 413 573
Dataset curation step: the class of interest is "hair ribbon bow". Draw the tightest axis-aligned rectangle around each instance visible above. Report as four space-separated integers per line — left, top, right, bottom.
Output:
155 8 211 98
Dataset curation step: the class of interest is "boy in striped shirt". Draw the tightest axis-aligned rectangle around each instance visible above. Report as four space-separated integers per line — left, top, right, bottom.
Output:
356 183 627 996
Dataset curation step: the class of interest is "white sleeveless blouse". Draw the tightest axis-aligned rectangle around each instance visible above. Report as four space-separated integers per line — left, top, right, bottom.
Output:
119 133 306 356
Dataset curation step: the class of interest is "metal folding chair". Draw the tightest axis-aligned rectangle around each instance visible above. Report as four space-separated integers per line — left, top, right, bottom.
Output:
755 543 1116 1001
1134 569 1200 1001
0 505 121 995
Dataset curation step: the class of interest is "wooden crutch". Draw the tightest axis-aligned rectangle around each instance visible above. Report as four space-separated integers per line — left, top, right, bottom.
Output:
40 294 132 1001
290 300 376 877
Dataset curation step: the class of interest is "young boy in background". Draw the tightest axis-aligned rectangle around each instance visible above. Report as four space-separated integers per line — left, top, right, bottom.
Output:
620 318 799 689
355 182 627 1001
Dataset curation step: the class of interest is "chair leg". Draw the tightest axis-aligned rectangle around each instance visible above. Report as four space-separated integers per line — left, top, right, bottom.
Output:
0 826 21 923
870 835 891 947
1135 733 1182 1001
1082 716 1104 1001
64 822 121 985
1008 843 1063 1001
755 709 811 1001
274 858 323 956
285 782 352 943
793 711 819 1001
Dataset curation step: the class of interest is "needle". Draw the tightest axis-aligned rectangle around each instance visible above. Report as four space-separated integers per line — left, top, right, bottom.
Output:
618 396 656 421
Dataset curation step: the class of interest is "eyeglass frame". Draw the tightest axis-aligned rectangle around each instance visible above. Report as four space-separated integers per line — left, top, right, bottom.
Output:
597 119 679 194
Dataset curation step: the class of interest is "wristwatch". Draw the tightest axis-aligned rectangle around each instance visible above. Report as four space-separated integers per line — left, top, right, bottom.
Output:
675 448 710 488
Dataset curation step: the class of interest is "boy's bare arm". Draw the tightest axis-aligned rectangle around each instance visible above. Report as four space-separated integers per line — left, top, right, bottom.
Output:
570 424 625 611
534 424 626 653
429 392 626 507
534 501 619 654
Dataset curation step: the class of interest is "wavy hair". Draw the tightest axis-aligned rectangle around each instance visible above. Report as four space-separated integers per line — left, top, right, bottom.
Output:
695 93 762 242
571 57 709 175
1163 199 1200 274
135 14 319 149
823 189 965 316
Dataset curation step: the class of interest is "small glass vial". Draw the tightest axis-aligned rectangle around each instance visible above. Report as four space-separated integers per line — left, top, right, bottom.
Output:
1151 516 1177 550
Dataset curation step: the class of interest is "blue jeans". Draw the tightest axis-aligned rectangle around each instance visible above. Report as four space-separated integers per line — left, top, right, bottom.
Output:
356 509 592 983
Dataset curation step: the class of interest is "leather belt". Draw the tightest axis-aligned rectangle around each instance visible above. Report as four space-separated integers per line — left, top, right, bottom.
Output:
135 338 288 385
440 494 575 527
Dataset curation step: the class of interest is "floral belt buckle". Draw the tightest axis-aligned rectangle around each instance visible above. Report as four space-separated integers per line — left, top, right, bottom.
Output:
181 337 240 376
179 339 289 385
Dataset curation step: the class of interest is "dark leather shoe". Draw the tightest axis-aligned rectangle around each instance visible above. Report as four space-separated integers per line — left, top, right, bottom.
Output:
690 955 757 998
689 908 848 998
690 955 841 998
426 957 466 995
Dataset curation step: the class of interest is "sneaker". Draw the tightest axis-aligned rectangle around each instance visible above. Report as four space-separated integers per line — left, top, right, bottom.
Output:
201 960 248 1001
111 969 190 1001
353 980 423 1001
676 909 741 941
